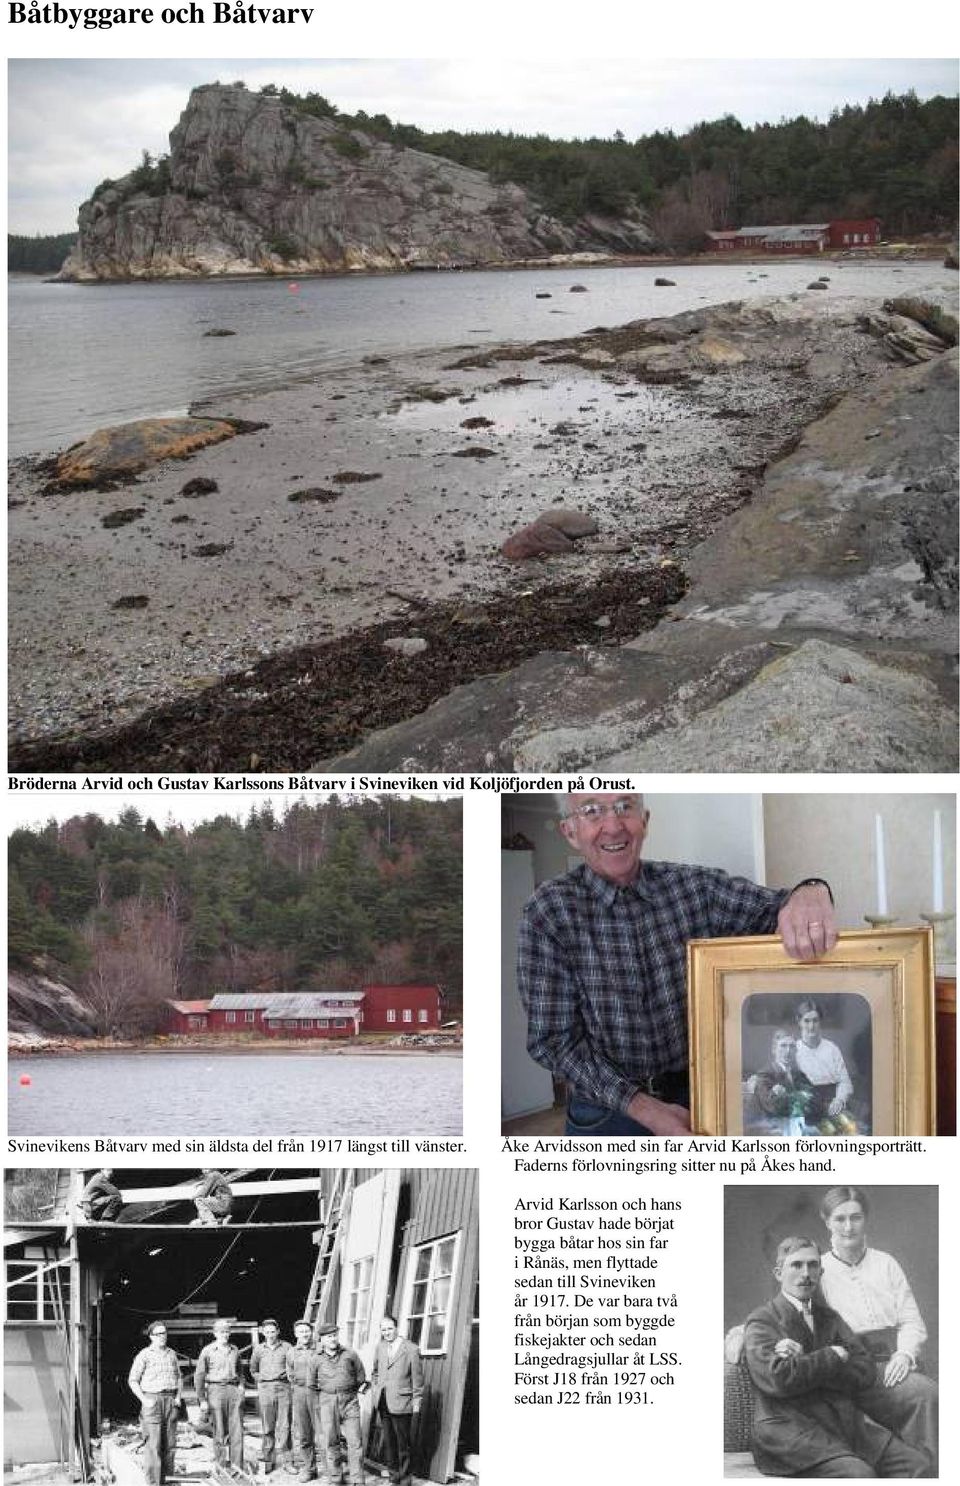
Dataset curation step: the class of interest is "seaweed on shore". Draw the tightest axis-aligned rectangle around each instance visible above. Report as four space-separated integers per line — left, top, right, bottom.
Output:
9 564 687 772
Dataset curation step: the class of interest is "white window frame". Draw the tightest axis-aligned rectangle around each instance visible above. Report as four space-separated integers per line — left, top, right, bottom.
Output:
343 1254 374 1349
402 1009 412 1024
301 1019 314 1029
418 1009 428 1024
244 1010 256 1023
4 1259 71 1324
400 1230 461 1357
189 1016 206 1030
387 1009 397 1023
225 1011 237 1024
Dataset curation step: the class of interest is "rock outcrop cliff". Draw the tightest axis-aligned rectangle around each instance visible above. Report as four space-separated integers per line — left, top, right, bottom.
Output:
61 84 654 280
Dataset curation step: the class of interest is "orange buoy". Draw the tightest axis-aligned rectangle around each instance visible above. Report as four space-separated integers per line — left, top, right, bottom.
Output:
19 1073 31 1086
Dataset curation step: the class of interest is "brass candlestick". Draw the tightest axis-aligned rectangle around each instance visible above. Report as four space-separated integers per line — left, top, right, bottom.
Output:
920 910 955 963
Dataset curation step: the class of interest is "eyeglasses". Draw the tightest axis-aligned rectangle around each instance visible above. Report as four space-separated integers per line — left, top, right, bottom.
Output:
569 800 641 822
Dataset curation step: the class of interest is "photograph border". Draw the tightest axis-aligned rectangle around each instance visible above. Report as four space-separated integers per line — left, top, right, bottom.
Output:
687 927 936 1135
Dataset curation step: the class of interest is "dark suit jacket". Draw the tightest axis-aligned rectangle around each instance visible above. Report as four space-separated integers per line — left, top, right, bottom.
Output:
753 1063 821 1120
744 1292 894 1475
369 1338 423 1415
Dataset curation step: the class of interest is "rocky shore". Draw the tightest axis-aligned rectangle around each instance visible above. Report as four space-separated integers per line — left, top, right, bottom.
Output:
10 1034 461 1056
9 283 958 773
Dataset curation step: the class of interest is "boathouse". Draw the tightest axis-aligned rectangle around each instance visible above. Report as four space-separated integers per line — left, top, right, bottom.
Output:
706 217 882 253
163 984 443 1038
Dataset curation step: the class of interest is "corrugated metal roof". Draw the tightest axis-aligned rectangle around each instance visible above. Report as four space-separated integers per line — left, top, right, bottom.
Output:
261 994 364 1018
168 1000 212 1013
733 223 829 239
209 992 363 1013
763 224 828 241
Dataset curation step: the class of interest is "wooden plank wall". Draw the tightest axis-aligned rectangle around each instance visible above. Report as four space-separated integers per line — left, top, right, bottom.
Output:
400 1169 479 1485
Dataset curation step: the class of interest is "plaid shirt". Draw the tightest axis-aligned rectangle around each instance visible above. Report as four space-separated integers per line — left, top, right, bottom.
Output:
129 1345 181 1393
518 860 789 1112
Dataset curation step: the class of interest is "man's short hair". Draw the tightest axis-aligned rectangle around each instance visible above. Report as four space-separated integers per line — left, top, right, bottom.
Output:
148 1321 168 1335
261 1318 279 1329
212 1318 231 1332
795 997 823 1021
773 1235 821 1273
381 1314 397 1327
819 1186 870 1222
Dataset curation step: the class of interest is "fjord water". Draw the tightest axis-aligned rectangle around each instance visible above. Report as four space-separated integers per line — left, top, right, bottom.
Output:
9 260 954 457
8 1052 462 1136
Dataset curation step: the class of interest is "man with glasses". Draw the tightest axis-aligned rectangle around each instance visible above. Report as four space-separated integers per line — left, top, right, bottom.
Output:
517 792 837 1135
128 1322 182 1486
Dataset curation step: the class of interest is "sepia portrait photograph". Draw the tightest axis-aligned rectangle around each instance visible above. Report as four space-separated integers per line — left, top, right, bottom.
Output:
741 991 872 1135
724 1185 937 1479
688 929 936 1137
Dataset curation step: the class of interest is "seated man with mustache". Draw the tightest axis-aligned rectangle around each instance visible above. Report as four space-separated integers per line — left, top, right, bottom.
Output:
743 1236 930 1478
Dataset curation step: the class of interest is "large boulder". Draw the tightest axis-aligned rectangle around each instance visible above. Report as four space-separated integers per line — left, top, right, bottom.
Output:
501 521 576 560
539 507 600 537
55 416 238 486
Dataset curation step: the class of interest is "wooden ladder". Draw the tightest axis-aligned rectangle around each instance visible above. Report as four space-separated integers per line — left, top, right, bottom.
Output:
302 1169 355 1338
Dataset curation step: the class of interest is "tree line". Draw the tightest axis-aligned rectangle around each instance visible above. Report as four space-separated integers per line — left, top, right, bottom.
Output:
9 798 462 1036
268 84 957 239
8 232 77 273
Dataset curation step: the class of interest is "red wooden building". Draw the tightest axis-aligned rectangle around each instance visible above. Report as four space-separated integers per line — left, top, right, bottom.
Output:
706 218 881 254
827 217 882 249
360 983 443 1032
164 984 443 1039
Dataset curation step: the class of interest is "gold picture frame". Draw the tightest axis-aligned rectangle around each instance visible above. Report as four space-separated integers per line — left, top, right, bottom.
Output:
687 927 936 1136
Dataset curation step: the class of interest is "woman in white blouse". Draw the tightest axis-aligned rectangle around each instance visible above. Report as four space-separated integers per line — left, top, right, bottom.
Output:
818 1185 937 1471
793 998 853 1119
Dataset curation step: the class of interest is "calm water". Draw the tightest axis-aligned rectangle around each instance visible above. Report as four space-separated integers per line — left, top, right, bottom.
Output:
9 260 955 457
8 1052 462 1136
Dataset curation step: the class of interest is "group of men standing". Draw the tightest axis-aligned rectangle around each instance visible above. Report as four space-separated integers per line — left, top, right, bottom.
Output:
128 1315 422 1486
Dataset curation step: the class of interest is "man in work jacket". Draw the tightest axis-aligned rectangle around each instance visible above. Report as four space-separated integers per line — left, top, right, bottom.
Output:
195 1318 245 1472
287 1320 323 1483
250 1319 293 1474
315 1324 369 1486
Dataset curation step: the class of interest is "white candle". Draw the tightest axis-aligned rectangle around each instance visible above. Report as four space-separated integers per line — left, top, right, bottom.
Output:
875 814 888 917
933 811 944 913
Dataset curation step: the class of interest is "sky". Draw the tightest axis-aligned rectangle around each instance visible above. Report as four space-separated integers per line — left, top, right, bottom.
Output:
8 57 959 234
5 789 455 833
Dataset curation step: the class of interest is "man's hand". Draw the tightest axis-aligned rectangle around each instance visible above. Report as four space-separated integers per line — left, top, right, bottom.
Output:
625 1092 691 1134
412 1401 421 1415
777 884 837 962
883 1352 913 1387
829 1345 849 1360
827 1096 845 1118
199 1401 210 1417
773 1338 803 1358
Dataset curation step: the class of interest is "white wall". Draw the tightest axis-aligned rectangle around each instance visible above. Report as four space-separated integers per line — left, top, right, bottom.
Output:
763 793 956 970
